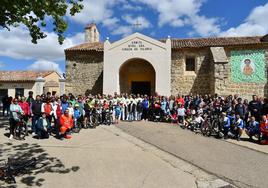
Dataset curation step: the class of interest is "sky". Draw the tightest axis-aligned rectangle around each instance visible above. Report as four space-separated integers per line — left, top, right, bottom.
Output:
1 0 268 74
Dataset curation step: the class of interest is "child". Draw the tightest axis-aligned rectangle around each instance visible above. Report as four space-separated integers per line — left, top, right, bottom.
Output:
114 102 121 124
73 104 82 131
67 102 74 118
177 103 186 126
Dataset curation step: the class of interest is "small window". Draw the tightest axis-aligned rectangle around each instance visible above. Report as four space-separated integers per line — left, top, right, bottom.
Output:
185 57 196 72
15 88 24 97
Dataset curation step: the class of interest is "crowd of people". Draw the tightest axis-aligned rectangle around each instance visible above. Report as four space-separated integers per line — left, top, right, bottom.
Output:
2 91 268 144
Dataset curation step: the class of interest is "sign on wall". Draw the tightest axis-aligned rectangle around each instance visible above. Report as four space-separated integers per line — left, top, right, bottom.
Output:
231 50 266 83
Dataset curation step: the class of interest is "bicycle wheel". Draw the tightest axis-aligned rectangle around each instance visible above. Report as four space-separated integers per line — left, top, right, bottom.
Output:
201 121 208 136
92 115 99 127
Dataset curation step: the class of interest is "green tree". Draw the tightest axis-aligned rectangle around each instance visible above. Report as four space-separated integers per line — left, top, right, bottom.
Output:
0 0 83 44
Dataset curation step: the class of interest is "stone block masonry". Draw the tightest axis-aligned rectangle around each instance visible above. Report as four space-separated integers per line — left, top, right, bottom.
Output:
65 51 103 96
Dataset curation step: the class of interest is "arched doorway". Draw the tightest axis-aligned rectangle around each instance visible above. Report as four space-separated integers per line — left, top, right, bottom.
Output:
119 58 155 95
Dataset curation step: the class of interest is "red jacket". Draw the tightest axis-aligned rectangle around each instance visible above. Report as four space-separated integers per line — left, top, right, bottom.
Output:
56 104 62 119
176 98 185 106
19 102 30 116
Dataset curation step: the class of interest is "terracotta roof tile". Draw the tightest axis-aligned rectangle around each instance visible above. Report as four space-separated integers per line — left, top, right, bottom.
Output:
0 71 53 82
65 42 104 52
65 36 267 52
169 36 264 49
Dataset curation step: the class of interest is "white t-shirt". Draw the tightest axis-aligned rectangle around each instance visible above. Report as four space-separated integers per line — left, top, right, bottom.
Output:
177 108 186 116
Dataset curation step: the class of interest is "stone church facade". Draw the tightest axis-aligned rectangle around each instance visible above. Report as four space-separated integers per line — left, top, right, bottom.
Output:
65 24 268 98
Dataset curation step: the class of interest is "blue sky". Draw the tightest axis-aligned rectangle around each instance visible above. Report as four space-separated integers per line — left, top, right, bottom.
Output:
0 0 268 74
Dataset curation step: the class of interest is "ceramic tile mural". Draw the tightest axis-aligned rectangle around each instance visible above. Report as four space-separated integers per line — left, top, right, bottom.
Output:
231 50 266 83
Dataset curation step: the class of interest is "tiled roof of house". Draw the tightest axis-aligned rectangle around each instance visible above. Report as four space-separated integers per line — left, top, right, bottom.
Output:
65 36 267 52
169 36 264 49
0 71 53 82
65 42 104 52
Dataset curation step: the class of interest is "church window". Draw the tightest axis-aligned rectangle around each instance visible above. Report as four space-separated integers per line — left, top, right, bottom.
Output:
185 56 196 72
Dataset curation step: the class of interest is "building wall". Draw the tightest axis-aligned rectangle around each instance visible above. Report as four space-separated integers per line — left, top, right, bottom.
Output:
214 46 268 99
171 48 213 96
43 72 61 95
65 51 103 96
171 45 268 99
0 82 35 98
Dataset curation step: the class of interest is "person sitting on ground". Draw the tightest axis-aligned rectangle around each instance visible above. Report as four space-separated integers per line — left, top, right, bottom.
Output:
59 109 74 139
220 112 231 139
190 113 204 130
245 116 259 141
233 114 244 141
35 112 50 139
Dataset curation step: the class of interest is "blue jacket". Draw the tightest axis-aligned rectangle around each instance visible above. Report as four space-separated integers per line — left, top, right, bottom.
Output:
74 108 81 119
61 102 69 113
142 100 149 109
223 117 231 128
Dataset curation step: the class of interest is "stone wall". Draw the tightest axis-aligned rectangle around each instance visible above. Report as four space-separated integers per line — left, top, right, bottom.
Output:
65 51 103 96
171 45 268 99
214 46 268 99
171 48 213 96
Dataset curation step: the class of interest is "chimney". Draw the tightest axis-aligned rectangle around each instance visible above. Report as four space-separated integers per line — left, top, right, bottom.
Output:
85 23 100 43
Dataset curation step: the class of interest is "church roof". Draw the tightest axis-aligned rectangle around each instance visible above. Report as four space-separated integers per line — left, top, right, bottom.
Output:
170 36 264 49
0 71 54 82
65 42 104 52
65 36 266 52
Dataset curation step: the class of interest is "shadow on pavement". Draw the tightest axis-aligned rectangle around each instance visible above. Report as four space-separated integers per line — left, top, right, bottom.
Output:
0 142 80 187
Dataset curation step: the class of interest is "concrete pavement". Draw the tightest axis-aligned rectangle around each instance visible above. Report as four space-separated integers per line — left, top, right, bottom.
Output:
117 121 268 188
0 117 231 188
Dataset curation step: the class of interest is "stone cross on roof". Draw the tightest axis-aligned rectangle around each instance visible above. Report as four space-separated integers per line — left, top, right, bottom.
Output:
133 20 142 31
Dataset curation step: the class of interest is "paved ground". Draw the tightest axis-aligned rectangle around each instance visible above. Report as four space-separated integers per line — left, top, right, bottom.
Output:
116 121 268 188
0 117 231 188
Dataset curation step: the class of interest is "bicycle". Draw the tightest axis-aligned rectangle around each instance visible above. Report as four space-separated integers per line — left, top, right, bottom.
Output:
13 115 28 140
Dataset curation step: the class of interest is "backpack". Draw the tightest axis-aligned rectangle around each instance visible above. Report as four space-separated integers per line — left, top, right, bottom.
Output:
44 103 52 115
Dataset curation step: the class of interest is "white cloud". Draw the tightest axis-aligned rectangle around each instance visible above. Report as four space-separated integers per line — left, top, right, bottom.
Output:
112 26 133 37
111 15 151 36
220 3 268 37
0 26 83 62
102 17 120 28
121 4 143 11
28 60 63 73
136 0 221 37
191 15 220 36
69 0 121 24
122 15 151 29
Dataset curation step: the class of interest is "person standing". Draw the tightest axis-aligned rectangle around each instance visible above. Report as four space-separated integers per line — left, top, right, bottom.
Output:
18 96 30 135
31 95 43 135
141 96 149 121
9 99 23 139
249 95 261 121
